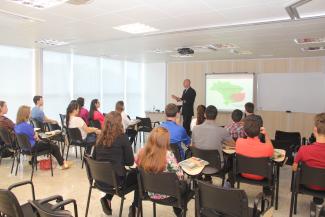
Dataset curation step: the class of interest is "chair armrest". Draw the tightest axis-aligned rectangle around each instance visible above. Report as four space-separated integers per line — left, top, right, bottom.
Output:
38 195 64 205
52 199 78 217
8 180 35 200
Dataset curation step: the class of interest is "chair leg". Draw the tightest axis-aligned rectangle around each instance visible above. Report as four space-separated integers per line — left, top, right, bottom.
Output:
11 154 15 174
15 154 20 176
85 187 92 217
80 147 82 160
236 182 240 188
66 145 70 161
35 156 38 171
50 154 53 177
75 146 78 158
81 149 86 169
137 200 142 217
119 197 125 217
289 191 295 217
294 193 298 214
153 202 156 217
31 159 35 181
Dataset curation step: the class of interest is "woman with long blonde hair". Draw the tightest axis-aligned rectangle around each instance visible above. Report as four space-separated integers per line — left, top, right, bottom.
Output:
137 127 184 216
93 111 138 217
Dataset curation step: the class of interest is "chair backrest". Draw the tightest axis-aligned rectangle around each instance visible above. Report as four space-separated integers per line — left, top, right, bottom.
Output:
190 147 222 170
89 120 101 129
136 117 152 129
47 123 61 131
138 168 180 198
84 156 119 192
29 201 73 217
59 114 66 128
296 163 325 190
0 127 13 145
30 118 47 132
234 154 273 180
16 133 32 151
275 130 301 148
0 189 24 217
67 128 83 143
170 143 182 163
196 181 249 217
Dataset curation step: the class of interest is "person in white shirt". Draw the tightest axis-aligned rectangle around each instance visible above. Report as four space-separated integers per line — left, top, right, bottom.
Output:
66 100 101 153
115 101 137 148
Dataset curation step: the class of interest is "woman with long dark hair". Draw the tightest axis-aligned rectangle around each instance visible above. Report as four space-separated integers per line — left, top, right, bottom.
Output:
190 105 206 130
93 111 138 216
89 99 105 128
66 100 100 150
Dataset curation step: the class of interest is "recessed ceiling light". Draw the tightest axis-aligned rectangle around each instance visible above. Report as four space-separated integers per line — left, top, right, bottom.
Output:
170 54 193 58
35 39 68 46
7 0 69 9
113 23 159 34
294 37 325 44
301 46 325 52
230 49 252 55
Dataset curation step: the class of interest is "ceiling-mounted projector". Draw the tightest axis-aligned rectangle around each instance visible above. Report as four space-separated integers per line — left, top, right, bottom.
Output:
177 47 194 56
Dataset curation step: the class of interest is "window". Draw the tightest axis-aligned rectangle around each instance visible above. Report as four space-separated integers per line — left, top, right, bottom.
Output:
101 58 125 113
43 51 71 121
0 45 34 120
73 55 101 110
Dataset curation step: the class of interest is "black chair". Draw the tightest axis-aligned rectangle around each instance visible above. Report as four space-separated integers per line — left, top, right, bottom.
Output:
89 120 101 129
190 147 226 185
59 114 66 129
29 198 78 217
0 180 74 217
47 123 66 157
233 154 276 207
275 131 301 164
66 128 89 168
289 163 325 217
170 143 182 163
30 118 48 132
137 168 193 217
15 133 53 180
195 180 273 217
0 127 17 172
320 206 325 217
84 156 137 217
136 117 153 143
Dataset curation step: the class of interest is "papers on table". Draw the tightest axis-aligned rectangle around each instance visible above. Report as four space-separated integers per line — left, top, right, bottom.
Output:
179 157 209 176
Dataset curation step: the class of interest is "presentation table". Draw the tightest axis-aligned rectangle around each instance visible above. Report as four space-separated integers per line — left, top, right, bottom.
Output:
145 111 165 123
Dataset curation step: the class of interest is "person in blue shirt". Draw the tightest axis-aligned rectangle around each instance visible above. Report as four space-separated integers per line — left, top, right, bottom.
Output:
14 105 70 170
31 96 57 124
160 103 191 160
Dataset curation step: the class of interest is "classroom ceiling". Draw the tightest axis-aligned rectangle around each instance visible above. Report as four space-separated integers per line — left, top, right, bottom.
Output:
1 0 325 62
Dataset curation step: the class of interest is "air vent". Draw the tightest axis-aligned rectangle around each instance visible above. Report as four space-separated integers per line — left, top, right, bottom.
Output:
294 37 325 44
301 46 325 52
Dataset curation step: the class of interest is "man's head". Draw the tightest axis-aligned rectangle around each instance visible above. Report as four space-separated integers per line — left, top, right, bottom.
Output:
205 105 218 120
183 79 191 89
165 103 179 118
231 109 243 123
243 115 262 138
244 102 255 115
115 100 125 113
0 101 8 115
314 113 325 138
33 96 43 106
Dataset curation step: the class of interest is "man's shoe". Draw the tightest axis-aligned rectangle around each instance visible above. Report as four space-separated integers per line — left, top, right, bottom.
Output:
100 197 112 215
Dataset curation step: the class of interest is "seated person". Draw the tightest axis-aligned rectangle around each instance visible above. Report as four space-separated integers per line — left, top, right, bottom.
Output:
137 127 185 216
236 115 274 181
93 111 138 217
89 99 105 128
0 101 15 143
77 97 89 126
293 113 325 208
225 109 246 141
244 102 263 125
190 105 206 131
31 95 57 124
14 105 69 169
192 105 235 168
160 103 190 160
66 100 100 152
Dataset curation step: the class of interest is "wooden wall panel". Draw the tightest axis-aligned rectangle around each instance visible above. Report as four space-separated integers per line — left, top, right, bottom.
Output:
260 58 289 73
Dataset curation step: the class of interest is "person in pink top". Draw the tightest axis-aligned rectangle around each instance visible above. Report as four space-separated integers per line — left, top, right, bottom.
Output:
77 97 89 126
89 99 105 128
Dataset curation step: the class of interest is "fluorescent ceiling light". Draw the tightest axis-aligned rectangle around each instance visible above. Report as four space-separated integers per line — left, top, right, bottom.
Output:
35 39 68 46
7 0 69 9
170 54 193 58
301 46 325 52
0 9 45 22
230 49 252 55
113 23 159 34
294 37 325 44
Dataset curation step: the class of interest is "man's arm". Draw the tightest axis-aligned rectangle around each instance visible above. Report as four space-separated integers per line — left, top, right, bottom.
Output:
44 116 57 124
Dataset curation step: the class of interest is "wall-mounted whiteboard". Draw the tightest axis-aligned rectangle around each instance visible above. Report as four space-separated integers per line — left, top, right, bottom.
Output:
257 72 325 113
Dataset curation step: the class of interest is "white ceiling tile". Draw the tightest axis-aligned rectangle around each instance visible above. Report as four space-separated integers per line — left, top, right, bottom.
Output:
298 0 325 17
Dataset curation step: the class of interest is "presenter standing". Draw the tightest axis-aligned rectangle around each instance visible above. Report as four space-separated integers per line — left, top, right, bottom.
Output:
172 79 196 135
